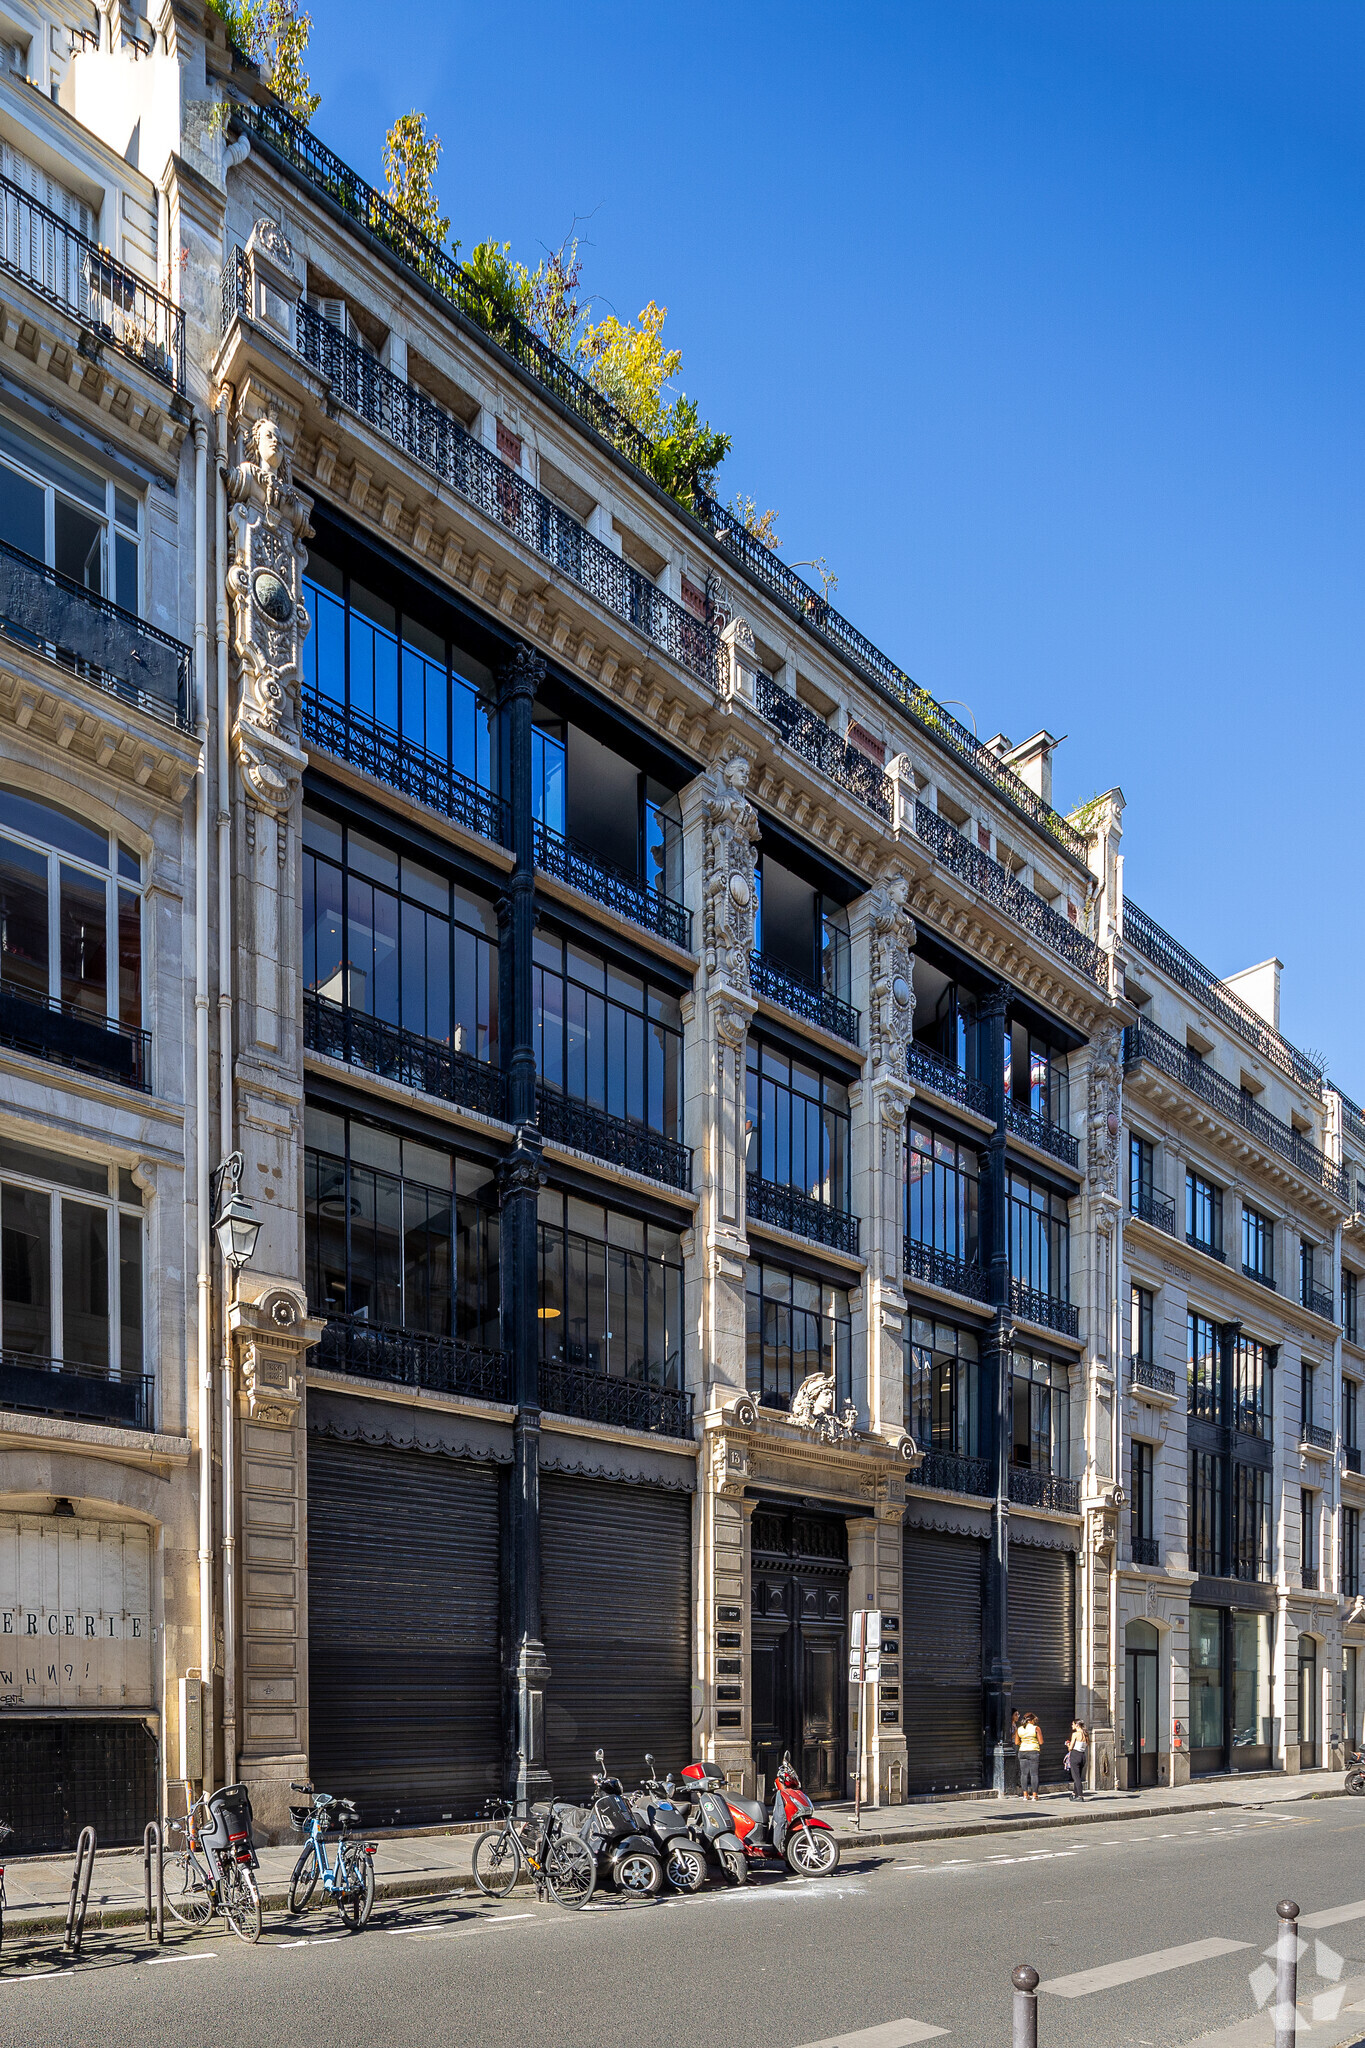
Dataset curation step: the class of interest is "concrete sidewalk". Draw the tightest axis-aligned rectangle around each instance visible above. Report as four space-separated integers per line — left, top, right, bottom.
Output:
2 1768 1350 1940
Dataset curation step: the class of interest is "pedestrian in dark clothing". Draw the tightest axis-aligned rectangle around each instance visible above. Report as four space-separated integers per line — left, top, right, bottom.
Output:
1065 1720 1089 1800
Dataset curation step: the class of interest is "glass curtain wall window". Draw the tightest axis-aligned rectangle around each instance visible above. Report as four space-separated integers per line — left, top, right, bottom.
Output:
1130 1135 1155 1213
746 1261 852 1412
1188 1311 1220 1420
1242 1204 1275 1285
302 554 494 789
905 1120 979 1263
1186 1171 1223 1257
0 787 142 1029
1232 1464 1270 1580
1190 1451 1221 1576
1005 1026 1070 1127
303 1106 500 1349
1130 1284 1155 1366
918 978 978 1079
0 1138 143 1381
536 1190 683 1388
1234 1335 1274 1440
1007 1169 1070 1302
530 721 682 901
0 409 141 610
533 930 682 1138
746 1041 850 1209
904 1317 980 1456
1011 1348 1071 1476
1344 1507 1360 1601
302 808 498 1063
751 867 852 1005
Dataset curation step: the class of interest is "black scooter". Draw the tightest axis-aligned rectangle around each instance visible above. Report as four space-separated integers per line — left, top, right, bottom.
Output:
577 1750 664 1897
630 1757 707 1892
664 1758 748 1885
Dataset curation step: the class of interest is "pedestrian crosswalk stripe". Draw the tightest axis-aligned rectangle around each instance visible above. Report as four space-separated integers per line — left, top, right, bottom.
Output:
790 2022 948 2047
1040 1937 1251 1998
1301 1900 1365 1930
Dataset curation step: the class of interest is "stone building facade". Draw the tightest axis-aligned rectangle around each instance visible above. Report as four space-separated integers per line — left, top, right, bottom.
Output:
0 0 1358 1847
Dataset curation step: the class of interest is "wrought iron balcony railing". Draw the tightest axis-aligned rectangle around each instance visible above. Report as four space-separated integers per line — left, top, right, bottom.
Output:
0 538 192 731
0 1351 154 1432
0 982 150 1092
538 1359 693 1440
749 951 860 1047
301 687 509 847
1187 1233 1227 1264
1302 1283 1336 1322
536 1084 693 1192
1124 1018 1348 1202
1129 1357 1177 1398
1301 1565 1320 1591
534 819 691 951
1343 1092 1365 1148
1300 1422 1334 1453
1241 1262 1277 1293
1124 900 1323 1097
1131 1186 1177 1237
304 991 506 1119
1009 1278 1080 1340
747 1177 860 1256
1008 1468 1081 1514
1130 1535 1161 1567
907 1040 994 1118
1004 1098 1081 1169
311 1315 511 1404
0 168 184 390
914 1448 994 1499
752 672 891 821
1347 1445 1363 1474
904 1236 989 1302
915 804 1107 989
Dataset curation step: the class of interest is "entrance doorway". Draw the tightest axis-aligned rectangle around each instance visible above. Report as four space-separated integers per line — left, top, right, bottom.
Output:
1125 1619 1160 1788
1298 1637 1319 1770
1190 1605 1275 1775
750 1504 848 1801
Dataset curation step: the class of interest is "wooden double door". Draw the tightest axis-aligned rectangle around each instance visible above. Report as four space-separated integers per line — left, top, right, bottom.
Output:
750 1505 848 1801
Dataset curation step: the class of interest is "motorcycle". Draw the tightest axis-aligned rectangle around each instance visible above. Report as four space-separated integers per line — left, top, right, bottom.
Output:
1346 1747 1365 1795
574 1750 664 1897
681 1751 840 1877
629 1758 708 1893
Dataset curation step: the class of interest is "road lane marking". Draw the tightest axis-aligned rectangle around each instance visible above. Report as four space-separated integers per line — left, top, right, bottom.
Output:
1040 1937 1251 1998
0 1971 70 1983
145 1953 219 1967
791 2021 949 2047
1301 1900 1365 1930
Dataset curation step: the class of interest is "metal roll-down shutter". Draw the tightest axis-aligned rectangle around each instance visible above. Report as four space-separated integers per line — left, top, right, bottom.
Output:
308 1435 502 1827
901 1526 985 1794
0 1719 157 1854
1007 1542 1076 1782
541 1475 692 1802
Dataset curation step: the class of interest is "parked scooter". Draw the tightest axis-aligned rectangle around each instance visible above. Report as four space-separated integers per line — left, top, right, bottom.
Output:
681 1751 840 1877
1346 1747 1365 1795
654 1757 748 1885
629 1759 708 1893
577 1750 664 1897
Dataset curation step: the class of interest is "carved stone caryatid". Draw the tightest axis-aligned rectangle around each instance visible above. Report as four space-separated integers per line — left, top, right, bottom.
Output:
227 411 313 751
703 751 760 995
867 863 917 1078
1087 1022 1123 1198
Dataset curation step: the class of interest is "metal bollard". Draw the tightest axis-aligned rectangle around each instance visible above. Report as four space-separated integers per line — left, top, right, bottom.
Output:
63 1825 97 1955
143 1821 164 1945
1275 1900 1300 2048
1013 1964 1040 2048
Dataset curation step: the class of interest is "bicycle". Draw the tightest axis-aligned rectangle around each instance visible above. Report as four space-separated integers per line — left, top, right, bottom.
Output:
163 1787 262 1944
471 1795 594 1908
0 1821 10 1955
286 1783 376 1931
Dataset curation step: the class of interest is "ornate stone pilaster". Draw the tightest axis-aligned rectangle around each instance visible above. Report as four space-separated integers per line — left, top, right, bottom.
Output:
852 864 917 1437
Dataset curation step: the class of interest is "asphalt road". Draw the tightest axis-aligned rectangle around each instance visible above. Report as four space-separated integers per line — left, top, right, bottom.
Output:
7 1802 1365 2048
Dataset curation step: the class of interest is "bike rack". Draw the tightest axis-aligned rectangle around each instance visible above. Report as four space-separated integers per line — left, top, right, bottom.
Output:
143 1821 164 1945
63 1826 97 1955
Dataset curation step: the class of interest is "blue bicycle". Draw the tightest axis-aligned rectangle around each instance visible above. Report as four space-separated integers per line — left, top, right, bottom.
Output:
286 1783 376 1930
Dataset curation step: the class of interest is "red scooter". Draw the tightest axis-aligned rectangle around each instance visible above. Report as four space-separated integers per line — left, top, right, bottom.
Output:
681 1752 840 1877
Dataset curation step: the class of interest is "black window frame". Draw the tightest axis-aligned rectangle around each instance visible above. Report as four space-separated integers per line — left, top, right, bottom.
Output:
1006 1166 1071 1304
1131 1438 1155 1545
535 1187 684 1391
746 1033 852 1213
745 1257 852 1414
1130 1282 1155 1367
905 1116 981 1264
532 926 683 1141
903 1312 981 1457
1186 1168 1224 1258
1241 1202 1275 1286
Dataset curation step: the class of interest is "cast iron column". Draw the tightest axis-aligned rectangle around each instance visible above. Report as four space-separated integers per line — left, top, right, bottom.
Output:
979 985 1014 1790
498 643 551 1805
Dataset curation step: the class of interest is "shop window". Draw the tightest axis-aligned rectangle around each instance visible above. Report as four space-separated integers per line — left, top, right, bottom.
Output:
745 1259 851 1413
537 1189 682 1388
0 786 141 1030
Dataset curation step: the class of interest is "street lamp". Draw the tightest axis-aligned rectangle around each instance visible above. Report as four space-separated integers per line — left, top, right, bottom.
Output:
211 1151 261 1275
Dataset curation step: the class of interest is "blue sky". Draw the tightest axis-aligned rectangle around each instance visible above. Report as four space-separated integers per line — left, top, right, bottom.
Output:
303 1 1365 1085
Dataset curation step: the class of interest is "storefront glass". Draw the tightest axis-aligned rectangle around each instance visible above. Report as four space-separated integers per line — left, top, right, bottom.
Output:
1232 1613 1273 1768
1189 1606 1224 1772
1345 1647 1360 1751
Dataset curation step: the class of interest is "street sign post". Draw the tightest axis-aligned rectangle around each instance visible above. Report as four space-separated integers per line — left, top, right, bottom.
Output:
850 1609 883 1827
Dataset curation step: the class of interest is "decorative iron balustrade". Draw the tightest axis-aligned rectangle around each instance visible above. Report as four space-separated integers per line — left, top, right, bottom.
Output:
311 1315 511 1404
1004 1098 1081 1169
749 950 861 1046
304 991 506 1119
915 804 1107 989
1128 1357 1177 1398
538 1359 693 1440
903 1236 989 1302
914 1449 994 1499
1130 1535 1161 1567
301 687 509 846
1123 900 1323 1097
747 1177 860 1256
1300 1422 1334 1452
0 538 192 730
536 1084 693 1192
1008 1468 1081 1514
0 169 184 390
1347 1446 1363 1475
696 493 1090 865
1009 1278 1080 1340
1342 1091 1365 1148
0 1352 153 1432
1242 1263 1278 1293
533 819 692 951
1301 1565 1320 1591
1131 1186 1177 1238
906 1040 994 1118
1188 1234 1227 1264
1302 1284 1336 1322
0 983 150 1092
752 672 892 821
1124 1018 1348 1203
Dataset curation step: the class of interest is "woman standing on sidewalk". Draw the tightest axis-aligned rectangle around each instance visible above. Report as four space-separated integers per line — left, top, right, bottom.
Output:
1065 1720 1089 1801
1017 1713 1042 1801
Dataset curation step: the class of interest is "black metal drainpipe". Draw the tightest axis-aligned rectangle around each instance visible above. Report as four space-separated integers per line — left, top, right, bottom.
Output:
979 985 1014 1790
